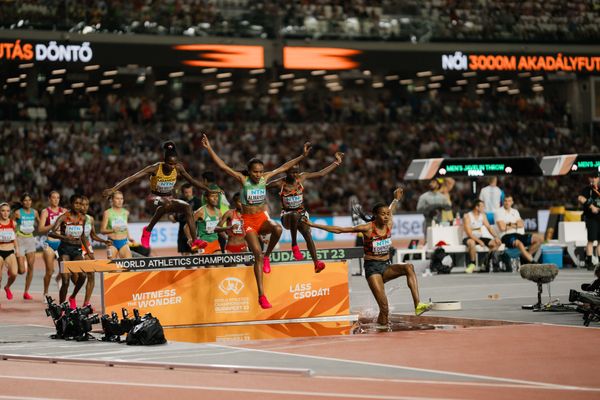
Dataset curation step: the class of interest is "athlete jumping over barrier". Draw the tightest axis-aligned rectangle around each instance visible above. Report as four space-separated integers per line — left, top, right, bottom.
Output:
267 152 344 273
202 134 311 309
103 141 210 252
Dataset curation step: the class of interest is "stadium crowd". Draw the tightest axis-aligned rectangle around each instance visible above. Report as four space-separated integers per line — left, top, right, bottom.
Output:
0 87 595 221
1 0 598 42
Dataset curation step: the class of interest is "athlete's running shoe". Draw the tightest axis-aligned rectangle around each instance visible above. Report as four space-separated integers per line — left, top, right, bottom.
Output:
68 296 77 310
258 295 272 309
292 245 304 261
23 292 33 300
190 239 208 251
4 286 13 300
262 256 271 273
314 260 326 273
141 226 152 248
415 302 432 316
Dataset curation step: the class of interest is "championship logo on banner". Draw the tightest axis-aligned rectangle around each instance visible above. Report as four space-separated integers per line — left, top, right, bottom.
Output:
103 262 350 326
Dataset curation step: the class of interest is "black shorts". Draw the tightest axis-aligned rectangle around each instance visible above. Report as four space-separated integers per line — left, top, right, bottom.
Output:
462 237 492 246
501 233 532 248
364 259 390 279
0 249 15 259
58 243 82 259
585 217 600 241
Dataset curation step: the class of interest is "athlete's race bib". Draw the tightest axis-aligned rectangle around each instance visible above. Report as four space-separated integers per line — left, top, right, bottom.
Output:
231 219 244 235
112 217 128 232
156 180 176 193
0 229 15 242
246 188 266 205
49 214 60 225
205 219 218 234
19 219 35 234
65 225 83 238
283 194 303 209
372 238 392 255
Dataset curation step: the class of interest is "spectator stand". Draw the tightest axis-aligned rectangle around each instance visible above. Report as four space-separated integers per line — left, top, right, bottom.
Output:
405 156 543 268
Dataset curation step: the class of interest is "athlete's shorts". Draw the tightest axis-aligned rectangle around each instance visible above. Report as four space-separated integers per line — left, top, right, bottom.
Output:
146 194 174 212
364 259 390 279
462 237 492 247
242 211 269 234
201 240 222 254
0 249 15 260
16 236 36 256
112 238 129 251
502 233 532 248
281 210 309 226
45 240 60 252
58 243 82 259
225 243 248 253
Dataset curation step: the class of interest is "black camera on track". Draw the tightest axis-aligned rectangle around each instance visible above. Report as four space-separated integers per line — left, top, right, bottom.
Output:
45 295 100 341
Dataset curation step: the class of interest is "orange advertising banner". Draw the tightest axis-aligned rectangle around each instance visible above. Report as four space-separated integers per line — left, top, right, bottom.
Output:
103 262 349 326
164 320 353 344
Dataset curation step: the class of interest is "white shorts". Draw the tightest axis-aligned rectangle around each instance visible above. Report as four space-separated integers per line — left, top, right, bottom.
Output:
16 236 37 256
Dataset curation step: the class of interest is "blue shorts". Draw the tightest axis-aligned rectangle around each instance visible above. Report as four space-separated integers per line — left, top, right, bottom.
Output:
45 240 60 251
112 238 129 251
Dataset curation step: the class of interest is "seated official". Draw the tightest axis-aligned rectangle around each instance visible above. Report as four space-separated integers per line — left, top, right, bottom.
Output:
495 195 542 263
462 200 501 273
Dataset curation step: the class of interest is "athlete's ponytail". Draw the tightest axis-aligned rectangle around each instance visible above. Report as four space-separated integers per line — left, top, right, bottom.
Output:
162 141 178 160
352 202 387 223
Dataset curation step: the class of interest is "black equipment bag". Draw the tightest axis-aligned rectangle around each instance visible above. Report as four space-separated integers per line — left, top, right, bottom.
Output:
430 247 453 274
126 316 167 345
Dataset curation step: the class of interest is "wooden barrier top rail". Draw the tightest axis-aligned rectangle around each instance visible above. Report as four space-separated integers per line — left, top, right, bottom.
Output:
64 247 365 273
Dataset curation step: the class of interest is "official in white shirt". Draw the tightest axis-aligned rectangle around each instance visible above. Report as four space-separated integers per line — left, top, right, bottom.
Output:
494 195 542 263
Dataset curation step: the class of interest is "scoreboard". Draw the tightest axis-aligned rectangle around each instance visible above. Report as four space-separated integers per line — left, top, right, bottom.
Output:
404 157 543 180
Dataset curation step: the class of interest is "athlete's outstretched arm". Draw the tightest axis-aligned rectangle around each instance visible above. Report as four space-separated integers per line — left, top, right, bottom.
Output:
201 134 245 183
176 164 210 192
264 142 312 181
266 177 284 190
307 220 371 235
103 164 157 197
389 187 404 214
214 210 234 232
301 152 344 180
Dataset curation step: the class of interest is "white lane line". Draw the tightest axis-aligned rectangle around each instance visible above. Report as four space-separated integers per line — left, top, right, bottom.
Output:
206 344 590 391
35 345 242 359
0 395 67 400
315 375 600 392
131 350 250 361
0 375 460 400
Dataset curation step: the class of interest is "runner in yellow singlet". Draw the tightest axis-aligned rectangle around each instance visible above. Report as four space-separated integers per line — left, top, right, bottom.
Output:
103 141 210 252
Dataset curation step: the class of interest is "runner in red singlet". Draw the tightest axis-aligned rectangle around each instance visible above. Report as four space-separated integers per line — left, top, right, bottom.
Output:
267 152 344 273
307 188 431 325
